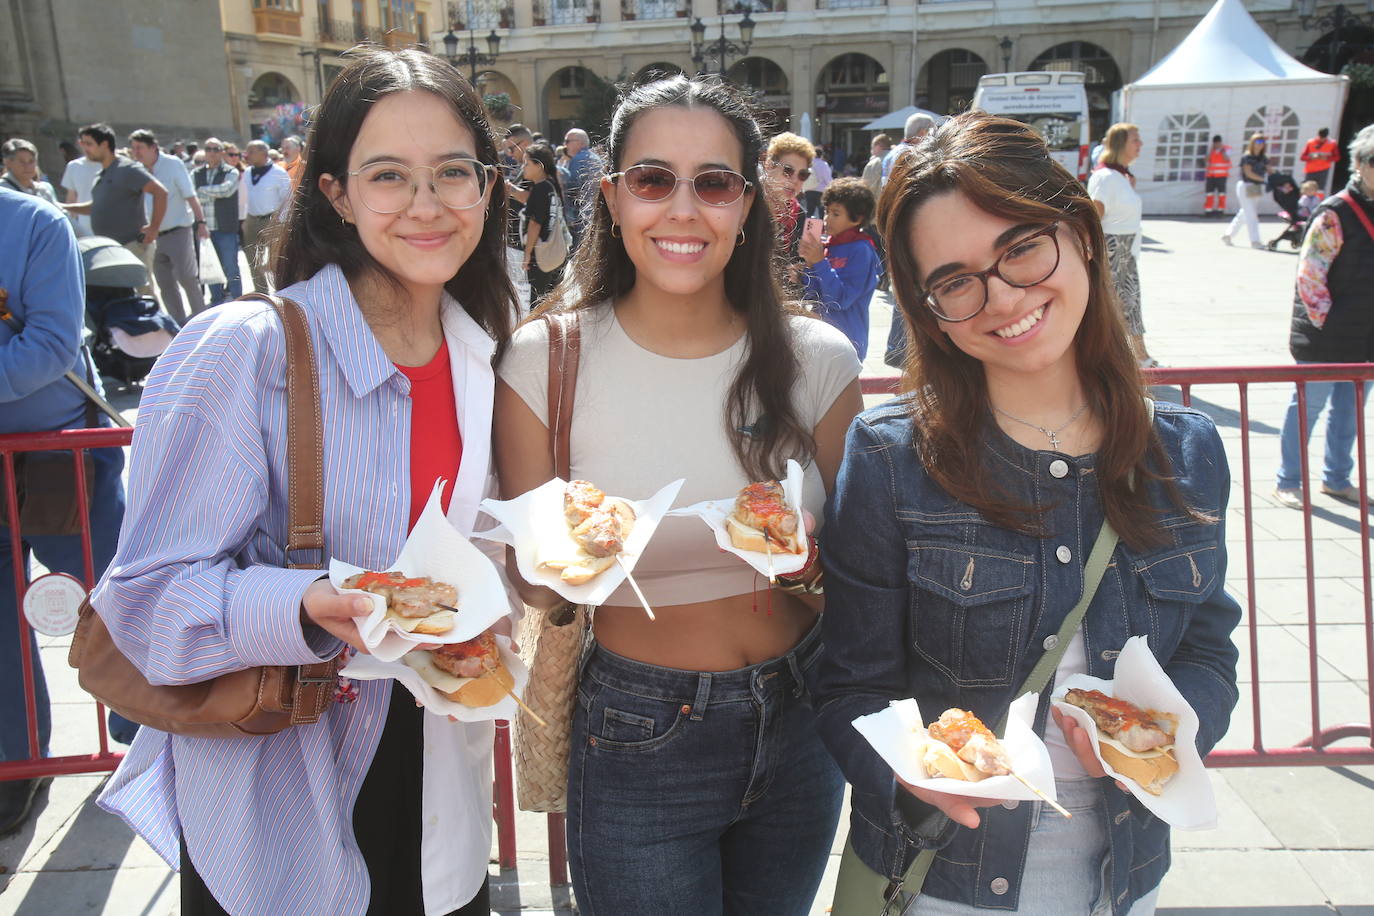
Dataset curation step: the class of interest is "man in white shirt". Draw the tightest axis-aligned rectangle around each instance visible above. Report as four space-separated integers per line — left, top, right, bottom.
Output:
881 112 936 187
241 140 292 294
130 129 208 324
61 150 102 237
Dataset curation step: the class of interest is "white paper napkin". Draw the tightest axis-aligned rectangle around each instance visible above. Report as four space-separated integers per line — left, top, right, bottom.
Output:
852 694 1058 804
1050 635 1217 830
329 482 513 662
340 635 529 722
478 477 684 606
666 459 810 578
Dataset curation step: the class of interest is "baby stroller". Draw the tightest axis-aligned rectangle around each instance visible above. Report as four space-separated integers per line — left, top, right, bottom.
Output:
1266 172 1305 251
80 236 180 385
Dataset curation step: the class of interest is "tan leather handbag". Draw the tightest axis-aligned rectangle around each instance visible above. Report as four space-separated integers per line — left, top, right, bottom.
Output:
67 294 339 738
513 311 589 812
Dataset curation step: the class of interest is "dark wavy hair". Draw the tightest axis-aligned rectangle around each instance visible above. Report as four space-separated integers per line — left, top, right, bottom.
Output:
524 142 563 200
533 75 810 481
272 47 515 345
879 110 1204 550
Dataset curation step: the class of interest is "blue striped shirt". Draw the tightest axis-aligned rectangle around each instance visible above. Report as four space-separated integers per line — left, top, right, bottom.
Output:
92 263 510 915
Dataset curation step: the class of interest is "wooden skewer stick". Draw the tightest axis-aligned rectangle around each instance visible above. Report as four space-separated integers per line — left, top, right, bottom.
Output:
765 541 776 584
481 656 547 728
1011 771 1071 819
615 555 656 621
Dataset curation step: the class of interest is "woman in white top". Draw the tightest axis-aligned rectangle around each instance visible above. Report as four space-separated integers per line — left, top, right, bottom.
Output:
1088 122 1154 368
495 76 863 915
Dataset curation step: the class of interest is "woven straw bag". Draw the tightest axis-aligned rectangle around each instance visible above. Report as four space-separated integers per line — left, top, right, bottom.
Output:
513 312 586 813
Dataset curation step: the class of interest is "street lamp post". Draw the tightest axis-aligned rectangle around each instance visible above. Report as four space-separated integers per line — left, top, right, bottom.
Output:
1297 1 1374 73
689 11 755 79
999 36 1013 73
442 25 501 84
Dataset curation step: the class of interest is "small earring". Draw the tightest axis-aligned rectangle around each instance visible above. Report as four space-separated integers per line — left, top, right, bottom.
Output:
736 228 747 247
610 222 622 238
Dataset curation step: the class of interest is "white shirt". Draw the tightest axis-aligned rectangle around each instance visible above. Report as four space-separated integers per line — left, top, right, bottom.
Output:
243 163 293 218
1087 167 1143 236
143 151 196 229
61 157 102 236
1043 628 1091 779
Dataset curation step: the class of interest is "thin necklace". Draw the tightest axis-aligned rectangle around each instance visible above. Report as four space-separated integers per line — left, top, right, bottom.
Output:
992 402 1089 450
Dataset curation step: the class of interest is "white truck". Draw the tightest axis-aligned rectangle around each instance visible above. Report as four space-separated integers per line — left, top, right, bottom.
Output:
971 71 1091 181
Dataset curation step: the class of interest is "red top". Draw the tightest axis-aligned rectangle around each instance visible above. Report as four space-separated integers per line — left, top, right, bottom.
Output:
396 338 462 531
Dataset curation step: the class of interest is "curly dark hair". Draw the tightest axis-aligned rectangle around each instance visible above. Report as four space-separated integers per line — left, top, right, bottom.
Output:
821 177 875 225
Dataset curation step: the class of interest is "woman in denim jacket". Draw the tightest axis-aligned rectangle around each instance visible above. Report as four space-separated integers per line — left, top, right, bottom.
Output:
813 112 1242 915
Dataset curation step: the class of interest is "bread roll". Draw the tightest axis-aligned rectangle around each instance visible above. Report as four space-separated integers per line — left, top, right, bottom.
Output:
1098 735 1178 795
921 739 989 782
402 650 514 708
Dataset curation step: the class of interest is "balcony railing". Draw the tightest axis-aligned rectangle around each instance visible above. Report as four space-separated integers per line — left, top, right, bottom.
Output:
448 0 515 30
720 0 783 11
818 0 885 8
626 0 689 19
254 7 304 35
317 17 377 42
536 0 600 25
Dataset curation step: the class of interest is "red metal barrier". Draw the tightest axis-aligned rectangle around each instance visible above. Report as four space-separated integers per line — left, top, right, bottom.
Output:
863 364 1374 767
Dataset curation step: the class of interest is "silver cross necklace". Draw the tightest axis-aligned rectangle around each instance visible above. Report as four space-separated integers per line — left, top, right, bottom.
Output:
992 403 1089 451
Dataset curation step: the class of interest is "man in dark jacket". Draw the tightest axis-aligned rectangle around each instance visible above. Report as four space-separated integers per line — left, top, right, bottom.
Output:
1274 123 1374 508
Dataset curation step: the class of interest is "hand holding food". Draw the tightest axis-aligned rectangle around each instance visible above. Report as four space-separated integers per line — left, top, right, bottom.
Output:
921 707 1071 818
726 480 804 555
540 480 637 585
301 579 374 652
1062 688 1179 795
402 632 514 708
342 570 458 635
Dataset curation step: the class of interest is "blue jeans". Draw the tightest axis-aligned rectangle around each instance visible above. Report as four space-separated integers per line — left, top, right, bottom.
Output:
1276 364 1371 491
568 621 844 916
208 229 242 306
0 445 136 760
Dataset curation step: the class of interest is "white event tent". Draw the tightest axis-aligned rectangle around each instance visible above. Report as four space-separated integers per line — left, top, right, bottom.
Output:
1121 0 1349 215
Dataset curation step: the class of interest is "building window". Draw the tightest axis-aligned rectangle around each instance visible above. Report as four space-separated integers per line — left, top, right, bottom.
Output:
559 67 589 97
1153 113 1211 182
451 0 507 29
818 0 886 8
1246 104 1301 176
416 10 427 42
318 0 331 19
825 53 887 89
255 0 301 9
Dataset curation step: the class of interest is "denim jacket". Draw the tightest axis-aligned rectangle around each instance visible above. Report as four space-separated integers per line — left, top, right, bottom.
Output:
812 398 1241 914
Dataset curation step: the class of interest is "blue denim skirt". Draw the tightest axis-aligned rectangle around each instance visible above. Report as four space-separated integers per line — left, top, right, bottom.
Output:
567 619 845 916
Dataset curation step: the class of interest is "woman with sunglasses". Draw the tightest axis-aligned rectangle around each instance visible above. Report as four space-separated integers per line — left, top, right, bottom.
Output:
763 131 815 260
91 49 516 915
496 76 862 915
1223 133 1269 249
813 112 1241 913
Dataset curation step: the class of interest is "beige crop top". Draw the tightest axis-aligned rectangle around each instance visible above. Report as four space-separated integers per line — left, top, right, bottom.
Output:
497 304 861 606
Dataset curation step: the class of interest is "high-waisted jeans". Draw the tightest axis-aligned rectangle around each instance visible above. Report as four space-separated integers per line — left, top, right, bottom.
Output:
567 620 844 916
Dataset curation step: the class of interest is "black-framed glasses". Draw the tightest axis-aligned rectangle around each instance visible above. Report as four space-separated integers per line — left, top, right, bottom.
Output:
922 223 1062 322
347 158 495 214
610 164 752 207
769 158 811 181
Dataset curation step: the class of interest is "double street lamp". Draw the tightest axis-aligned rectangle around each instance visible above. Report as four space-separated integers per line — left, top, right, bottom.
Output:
1297 1 1374 73
443 26 501 83
690 10 755 78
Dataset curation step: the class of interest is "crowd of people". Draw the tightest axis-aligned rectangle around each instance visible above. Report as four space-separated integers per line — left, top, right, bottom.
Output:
1 42 1370 915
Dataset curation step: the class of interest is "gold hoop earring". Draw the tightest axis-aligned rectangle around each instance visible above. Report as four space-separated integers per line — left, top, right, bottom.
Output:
610 222 622 238
736 228 746 247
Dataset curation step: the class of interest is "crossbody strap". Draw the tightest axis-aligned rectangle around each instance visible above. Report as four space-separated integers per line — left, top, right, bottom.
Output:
544 311 582 480
1334 191 1374 243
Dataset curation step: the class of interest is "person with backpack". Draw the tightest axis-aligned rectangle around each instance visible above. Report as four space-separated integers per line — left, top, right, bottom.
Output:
520 143 569 304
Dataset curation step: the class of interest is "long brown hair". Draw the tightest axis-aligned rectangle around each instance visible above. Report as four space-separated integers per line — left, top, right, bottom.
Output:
272 47 515 345
534 75 811 481
879 111 1202 550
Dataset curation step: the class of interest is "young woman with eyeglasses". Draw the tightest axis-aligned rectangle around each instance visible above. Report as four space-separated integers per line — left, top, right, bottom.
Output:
495 76 863 915
91 49 517 915
813 112 1241 914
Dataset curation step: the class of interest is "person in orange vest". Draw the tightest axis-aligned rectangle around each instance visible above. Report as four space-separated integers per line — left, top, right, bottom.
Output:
1300 127 1340 193
1204 134 1231 216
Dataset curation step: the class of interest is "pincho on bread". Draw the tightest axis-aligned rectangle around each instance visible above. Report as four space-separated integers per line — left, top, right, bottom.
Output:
402 633 514 708
1063 688 1179 795
539 480 636 586
343 570 457 635
921 708 1014 782
725 480 804 555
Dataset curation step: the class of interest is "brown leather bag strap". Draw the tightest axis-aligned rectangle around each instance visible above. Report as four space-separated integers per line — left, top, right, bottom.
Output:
240 293 334 726
544 312 581 480
242 293 325 567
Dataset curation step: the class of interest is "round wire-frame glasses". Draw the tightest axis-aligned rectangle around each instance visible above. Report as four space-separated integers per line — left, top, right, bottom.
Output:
347 158 495 214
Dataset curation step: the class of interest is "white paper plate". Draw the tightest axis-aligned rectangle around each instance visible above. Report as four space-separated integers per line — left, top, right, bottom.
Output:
329 482 512 662
1050 636 1217 830
340 634 529 722
667 458 810 578
853 694 1058 804
478 477 683 606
